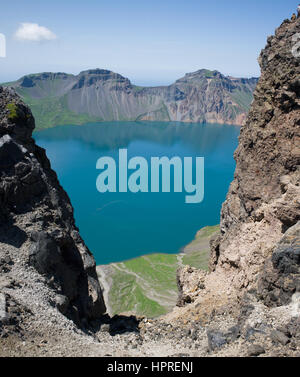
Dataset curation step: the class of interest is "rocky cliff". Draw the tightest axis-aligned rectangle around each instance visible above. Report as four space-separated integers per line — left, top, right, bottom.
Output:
209 16 300 298
0 87 106 329
5 69 258 129
174 15 300 356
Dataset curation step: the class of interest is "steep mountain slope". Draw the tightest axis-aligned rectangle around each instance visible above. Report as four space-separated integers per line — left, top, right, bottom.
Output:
4 69 258 129
209 16 300 297
0 87 106 328
173 15 300 350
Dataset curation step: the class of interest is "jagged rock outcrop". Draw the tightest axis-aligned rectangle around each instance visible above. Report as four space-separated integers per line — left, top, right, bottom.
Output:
257 222 300 307
0 87 106 326
173 16 300 353
158 15 300 358
5 69 258 128
177 266 207 307
174 17 300 338
208 16 300 300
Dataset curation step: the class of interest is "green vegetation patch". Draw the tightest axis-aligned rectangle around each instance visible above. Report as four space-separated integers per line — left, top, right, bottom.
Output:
182 251 209 270
203 69 215 78
132 85 144 93
182 225 219 270
109 253 179 318
6 102 19 121
106 226 220 318
15 89 101 129
230 88 254 112
109 269 167 318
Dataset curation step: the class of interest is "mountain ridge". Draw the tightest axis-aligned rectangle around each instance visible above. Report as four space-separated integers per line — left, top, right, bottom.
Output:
3 68 258 129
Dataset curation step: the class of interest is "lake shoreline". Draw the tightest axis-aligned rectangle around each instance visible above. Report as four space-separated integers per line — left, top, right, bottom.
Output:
34 121 236 266
96 225 219 317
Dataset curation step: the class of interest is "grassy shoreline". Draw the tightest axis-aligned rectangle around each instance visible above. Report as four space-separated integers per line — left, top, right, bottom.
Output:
97 225 219 318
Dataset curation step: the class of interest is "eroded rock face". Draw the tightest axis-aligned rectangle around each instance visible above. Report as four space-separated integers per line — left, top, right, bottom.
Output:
0 87 106 325
8 69 258 127
168 15 300 357
177 266 207 307
257 222 300 307
210 17 300 298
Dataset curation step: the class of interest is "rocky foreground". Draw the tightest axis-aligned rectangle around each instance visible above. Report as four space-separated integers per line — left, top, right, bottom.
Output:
0 15 299 357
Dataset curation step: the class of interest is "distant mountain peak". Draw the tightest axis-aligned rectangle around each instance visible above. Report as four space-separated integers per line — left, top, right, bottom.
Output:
19 72 73 88
79 68 114 75
78 68 128 81
175 69 225 84
3 68 259 128
190 69 222 77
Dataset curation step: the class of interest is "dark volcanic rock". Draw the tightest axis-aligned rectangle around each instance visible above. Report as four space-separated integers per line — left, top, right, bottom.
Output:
270 329 290 345
206 329 228 351
257 222 300 307
247 344 265 357
0 86 106 325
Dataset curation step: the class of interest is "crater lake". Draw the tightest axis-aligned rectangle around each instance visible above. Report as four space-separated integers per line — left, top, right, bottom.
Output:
34 121 239 265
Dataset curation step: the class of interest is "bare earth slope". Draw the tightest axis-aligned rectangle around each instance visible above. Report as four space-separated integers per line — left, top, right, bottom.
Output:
5 69 258 128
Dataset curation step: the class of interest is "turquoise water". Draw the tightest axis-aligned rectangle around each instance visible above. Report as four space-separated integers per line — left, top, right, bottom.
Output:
34 121 239 265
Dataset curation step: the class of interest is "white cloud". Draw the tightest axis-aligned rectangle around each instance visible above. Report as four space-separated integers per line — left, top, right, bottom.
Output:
15 23 57 42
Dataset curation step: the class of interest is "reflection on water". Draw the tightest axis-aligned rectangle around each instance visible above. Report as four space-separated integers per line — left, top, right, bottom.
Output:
36 121 238 153
34 121 240 264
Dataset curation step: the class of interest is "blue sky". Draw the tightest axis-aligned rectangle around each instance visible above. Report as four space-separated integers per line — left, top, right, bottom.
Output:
0 0 298 85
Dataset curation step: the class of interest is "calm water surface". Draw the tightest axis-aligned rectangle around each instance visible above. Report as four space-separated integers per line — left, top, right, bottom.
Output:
34 121 239 265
